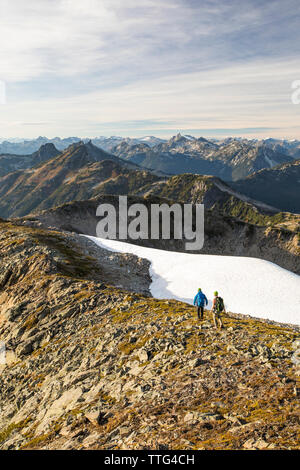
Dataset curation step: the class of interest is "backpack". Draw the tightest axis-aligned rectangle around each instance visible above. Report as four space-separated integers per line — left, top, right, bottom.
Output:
215 296 224 313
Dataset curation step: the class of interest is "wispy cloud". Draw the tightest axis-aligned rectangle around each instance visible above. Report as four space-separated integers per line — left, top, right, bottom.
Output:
0 0 300 138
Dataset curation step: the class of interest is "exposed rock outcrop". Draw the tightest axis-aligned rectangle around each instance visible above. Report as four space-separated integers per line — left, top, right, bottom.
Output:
0 219 299 450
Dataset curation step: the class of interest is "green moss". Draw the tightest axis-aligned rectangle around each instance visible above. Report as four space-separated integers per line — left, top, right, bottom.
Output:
118 334 151 356
0 418 31 443
23 312 38 331
74 290 93 301
21 433 51 449
97 391 116 405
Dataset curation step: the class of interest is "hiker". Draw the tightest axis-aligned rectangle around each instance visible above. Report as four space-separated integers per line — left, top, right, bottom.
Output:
212 291 225 329
193 288 208 320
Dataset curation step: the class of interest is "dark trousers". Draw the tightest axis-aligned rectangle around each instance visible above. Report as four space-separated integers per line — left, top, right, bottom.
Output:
197 306 204 319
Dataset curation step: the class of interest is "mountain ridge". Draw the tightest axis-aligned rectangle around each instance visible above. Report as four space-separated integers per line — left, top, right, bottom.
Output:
0 142 146 218
0 143 61 177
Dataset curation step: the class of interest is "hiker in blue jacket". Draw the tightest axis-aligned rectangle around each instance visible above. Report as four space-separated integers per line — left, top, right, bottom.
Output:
193 288 208 320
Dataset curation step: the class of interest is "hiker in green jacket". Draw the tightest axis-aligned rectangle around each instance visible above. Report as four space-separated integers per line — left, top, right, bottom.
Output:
212 291 225 329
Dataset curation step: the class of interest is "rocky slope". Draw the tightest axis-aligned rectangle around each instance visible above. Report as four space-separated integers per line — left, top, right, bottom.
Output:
0 219 299 450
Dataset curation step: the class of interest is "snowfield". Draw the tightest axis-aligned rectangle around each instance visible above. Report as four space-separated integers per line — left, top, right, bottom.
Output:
84 236 300 326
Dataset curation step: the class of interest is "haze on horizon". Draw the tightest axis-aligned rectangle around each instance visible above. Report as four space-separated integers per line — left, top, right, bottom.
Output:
1 0 300 140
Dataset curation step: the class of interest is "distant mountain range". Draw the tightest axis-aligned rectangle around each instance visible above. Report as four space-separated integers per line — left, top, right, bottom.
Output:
0 136 81 154
0 136 299 218
0 134 298 184
112 133 293 180
0 134 298 177
2 133 292 181
0 135 166 155
0 139 298 221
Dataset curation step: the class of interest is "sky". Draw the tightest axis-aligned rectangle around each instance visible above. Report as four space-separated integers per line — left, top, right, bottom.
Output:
0 0 300 139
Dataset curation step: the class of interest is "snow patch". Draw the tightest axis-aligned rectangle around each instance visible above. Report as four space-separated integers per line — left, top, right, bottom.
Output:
84 236 300 326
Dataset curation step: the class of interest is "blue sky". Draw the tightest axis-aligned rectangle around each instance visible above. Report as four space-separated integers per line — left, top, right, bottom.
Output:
0 0 300 139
